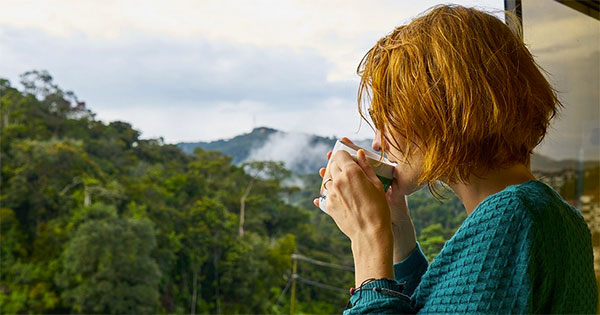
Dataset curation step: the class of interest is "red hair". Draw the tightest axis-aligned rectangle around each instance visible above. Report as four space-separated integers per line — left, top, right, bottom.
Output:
358 5 562 197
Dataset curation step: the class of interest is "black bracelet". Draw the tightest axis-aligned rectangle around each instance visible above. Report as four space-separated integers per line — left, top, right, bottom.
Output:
350 278 405 295
349 278 378 295
346 279 408 309
373 287 410 302
346 278 378 309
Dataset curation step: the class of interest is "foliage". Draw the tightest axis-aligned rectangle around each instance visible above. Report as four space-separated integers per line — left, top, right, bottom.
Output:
56 203 160 314
418 223 451 262
0 71 467 313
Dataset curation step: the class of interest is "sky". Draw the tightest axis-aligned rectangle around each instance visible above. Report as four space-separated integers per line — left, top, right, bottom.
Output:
0 0 503 143
1 0 597 161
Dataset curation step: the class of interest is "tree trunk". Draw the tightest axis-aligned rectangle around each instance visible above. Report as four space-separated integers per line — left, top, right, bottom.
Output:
191 269 198 315
2 110 8 128
84 184 91 207
214 252 221 314
239 195 246 237
239 179 254 237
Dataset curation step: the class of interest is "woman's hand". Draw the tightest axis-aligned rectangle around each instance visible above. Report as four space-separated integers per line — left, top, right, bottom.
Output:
313 138 393 286
324 149 392 240
316 137 417 263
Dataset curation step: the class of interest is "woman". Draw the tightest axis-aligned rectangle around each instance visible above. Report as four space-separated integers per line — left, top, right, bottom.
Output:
314 5 598 314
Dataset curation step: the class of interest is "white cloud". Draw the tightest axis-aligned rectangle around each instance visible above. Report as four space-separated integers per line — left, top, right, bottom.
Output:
0 0 505 143
245 131 331 174
0 0 503 82
0 26 372 142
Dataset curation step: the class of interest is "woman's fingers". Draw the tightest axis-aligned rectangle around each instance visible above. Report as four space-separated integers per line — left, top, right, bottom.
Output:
357 149 383 190
318 138 360 210
329 151 357 184
341 137 355 145
325 149 392 241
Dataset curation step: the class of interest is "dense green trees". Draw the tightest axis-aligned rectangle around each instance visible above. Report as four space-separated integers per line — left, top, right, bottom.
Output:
0 71 466 313
57 204 160 314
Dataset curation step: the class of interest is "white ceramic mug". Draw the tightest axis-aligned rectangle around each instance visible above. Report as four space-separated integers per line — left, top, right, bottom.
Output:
319 140 395 213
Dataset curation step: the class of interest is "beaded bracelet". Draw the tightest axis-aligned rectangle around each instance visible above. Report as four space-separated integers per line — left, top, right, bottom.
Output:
345 278 407 309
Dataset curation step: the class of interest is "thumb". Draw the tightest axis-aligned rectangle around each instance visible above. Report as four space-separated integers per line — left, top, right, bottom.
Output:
357 149 383 190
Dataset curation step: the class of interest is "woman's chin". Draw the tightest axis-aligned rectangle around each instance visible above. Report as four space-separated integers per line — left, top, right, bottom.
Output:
393 179 418 196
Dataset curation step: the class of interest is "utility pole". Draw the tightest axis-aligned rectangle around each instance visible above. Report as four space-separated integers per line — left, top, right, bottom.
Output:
285 253 353 313
290 254 298 315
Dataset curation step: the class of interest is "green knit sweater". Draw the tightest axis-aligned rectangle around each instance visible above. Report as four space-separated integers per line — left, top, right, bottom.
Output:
344 180 598 314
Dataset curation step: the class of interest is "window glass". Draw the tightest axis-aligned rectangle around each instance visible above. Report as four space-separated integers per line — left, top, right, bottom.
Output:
522 0 600 274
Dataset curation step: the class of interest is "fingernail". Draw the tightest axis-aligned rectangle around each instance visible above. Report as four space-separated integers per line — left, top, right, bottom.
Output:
358 149 366 160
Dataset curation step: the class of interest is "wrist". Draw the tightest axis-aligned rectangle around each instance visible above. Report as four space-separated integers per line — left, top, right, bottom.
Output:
393 241 417 263
351 227 393 254
351 229 394 287
391 220 417 263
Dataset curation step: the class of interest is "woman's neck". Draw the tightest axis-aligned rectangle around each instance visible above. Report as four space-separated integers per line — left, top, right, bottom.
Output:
445 164 537 215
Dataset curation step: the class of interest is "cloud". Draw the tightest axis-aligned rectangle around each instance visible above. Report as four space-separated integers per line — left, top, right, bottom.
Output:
243 129 377 176
0 26 373 141
0 0 503 82
245 131 331 174
0 27 354 106
0 0 505 143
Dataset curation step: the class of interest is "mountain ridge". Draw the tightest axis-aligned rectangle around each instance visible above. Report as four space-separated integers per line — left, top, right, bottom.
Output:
177 127 598 174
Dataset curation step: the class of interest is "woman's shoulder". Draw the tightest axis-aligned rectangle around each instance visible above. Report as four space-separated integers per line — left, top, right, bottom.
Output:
477 180 584 221
465 179 591 239
444 179 592 270
476 180 561 211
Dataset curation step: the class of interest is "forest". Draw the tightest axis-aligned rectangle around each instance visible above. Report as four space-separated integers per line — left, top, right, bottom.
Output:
0 71 467 314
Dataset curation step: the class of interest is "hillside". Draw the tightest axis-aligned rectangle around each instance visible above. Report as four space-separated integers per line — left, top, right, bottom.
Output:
530 153 599 172
177 127 372 174
178 127 280 164
178 128 597 174
1 72 360 314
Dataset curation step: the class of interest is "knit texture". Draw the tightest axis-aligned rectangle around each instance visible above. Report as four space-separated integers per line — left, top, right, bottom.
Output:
344 180 598 314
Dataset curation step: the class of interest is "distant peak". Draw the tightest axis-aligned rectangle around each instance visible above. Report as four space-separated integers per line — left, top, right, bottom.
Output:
251 127 278 134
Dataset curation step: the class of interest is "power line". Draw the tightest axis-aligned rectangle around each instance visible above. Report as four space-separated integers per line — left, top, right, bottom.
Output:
291 254 354 272
288 253 354 313
295 276 348 293
274 275 294 306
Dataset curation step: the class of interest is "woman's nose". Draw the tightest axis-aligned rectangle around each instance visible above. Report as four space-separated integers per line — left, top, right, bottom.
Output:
372 130 382 152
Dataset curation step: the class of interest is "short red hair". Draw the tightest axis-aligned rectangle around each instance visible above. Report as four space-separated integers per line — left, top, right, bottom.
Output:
358 5 562 196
